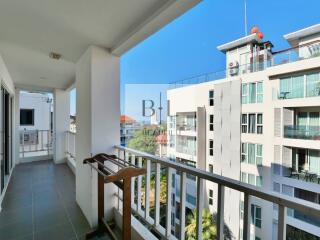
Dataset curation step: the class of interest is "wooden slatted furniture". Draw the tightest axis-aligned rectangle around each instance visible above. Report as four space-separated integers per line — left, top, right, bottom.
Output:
83 153 146 240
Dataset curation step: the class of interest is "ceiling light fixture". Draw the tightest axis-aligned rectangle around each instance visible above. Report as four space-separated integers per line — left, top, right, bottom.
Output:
49 52 62 60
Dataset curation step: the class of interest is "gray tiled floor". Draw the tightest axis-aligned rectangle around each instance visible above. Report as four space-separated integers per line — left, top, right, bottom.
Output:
0 160 112 240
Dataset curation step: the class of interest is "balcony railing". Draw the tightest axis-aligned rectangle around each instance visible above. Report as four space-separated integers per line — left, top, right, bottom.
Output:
65 131 76 171
170 41 320 89
113 145 320 240
176 144 196 156
19 129 53 158
65 130 76 159
285 167 320 184
284 125 320 140
176 123 196 132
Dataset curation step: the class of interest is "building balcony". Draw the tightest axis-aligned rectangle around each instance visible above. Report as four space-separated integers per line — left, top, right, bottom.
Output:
282 148 320 185
284 125 320 140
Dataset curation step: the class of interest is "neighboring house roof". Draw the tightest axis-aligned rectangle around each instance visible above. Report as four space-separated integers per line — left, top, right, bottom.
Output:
284 23 320 46
120 115 136 124
156 134 167 145
217 34 261 53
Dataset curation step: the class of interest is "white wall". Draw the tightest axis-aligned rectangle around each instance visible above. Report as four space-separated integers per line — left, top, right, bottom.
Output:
19 92 51 131
76 46 120 227
54 89 70 164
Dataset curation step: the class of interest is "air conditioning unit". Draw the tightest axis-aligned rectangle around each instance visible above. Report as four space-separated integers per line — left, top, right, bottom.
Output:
228 61 239 76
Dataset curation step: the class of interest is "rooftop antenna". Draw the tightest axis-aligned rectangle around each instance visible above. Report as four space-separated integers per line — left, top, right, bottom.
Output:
244 0 248 35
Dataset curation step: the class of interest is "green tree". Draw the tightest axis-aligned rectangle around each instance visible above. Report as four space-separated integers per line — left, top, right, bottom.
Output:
128 126 158 154
185 209 233 240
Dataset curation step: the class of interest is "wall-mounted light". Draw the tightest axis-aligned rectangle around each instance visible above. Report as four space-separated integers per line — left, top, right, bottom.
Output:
49 52 62 60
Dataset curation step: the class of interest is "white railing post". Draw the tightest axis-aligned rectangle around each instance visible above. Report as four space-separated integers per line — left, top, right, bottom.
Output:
64 132 70 156
278 205 287 240
154 163 161 226
137 156 142 213
217 184 225 239
47 130 50 156
196 177 204 240
165 167 172 237
130 154 136 206
22 131 25 158
117 149 123 210
243 193 250 240
179 172 187 240
145 159 151 219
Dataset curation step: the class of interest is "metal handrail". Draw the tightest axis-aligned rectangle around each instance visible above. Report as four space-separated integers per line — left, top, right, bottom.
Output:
114 145 320 240
19 129 53 157
65 130 76 159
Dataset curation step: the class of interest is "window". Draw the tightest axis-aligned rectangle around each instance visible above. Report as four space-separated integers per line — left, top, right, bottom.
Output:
172 174 175 188
209 90 214 106
209 139 213 156
242 82 263 104
280 75 304 99
256 144 263 165
242 113 263 134
242 143 263 165
306 72 320 97
248 174 255 185
209 114 214 131
257 82 263 103
209 164 213 173
256 176 263 187
248 114 256 133
20 109 34 125
209 189 213 205
257 114 263 134
242 172 262 187
251 205 262 228
249 83 257 103
241 172 247 183
241 114 248 133
248 144 256 164
242 84 248 104
241 143 247 162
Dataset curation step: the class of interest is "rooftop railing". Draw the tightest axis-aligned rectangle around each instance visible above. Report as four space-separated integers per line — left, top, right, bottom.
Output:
170 41 320 89
113 145 320 240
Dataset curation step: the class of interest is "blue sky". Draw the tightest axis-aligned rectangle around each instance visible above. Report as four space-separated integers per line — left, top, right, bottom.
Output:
70 0 320 116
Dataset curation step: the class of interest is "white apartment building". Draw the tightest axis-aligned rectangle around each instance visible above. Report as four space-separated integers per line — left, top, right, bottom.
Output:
167 24 320 239
19 91 53 160
19 91 52 131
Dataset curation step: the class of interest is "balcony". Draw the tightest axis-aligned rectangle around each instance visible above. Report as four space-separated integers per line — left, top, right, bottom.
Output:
68 137 320 239
284 125 320 140
19 129 53 159
283 148 320 184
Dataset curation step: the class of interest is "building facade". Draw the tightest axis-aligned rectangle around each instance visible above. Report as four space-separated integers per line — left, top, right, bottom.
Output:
167 24 320 239
120 115 141 146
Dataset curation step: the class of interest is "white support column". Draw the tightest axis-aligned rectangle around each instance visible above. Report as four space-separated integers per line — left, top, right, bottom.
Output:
54 89 70 164
14 88 20 164
75 46 120 227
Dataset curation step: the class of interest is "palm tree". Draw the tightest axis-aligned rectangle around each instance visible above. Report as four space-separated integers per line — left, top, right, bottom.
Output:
185 209 233 240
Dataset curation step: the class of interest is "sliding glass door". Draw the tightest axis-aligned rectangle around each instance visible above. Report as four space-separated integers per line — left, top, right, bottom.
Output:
0 86 13 194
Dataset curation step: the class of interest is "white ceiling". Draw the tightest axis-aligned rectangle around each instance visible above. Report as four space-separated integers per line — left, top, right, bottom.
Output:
0 0 201 91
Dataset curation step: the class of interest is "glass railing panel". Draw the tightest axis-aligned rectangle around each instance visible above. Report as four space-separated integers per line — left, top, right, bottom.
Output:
284 125 320 140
